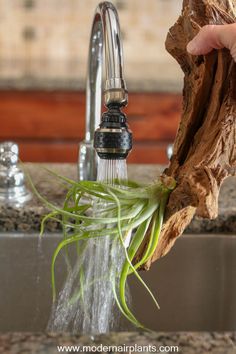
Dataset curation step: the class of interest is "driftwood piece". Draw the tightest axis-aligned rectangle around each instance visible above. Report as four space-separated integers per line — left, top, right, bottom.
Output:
140 0 236 270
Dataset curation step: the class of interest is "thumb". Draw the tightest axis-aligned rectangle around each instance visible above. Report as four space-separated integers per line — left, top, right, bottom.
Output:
187 24 236 61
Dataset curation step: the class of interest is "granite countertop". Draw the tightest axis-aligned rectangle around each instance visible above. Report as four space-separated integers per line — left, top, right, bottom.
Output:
1 332 236 354
0 163 235 233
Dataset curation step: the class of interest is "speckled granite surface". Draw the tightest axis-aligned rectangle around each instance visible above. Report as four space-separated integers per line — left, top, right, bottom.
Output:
0 332 235 354
0 163 235 233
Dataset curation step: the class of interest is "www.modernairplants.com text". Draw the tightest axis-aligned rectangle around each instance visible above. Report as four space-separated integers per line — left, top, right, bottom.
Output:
57 343 179 352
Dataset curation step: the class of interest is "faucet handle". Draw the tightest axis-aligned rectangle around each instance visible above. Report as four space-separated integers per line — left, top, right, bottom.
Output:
0 141 19 167
166 144 173 160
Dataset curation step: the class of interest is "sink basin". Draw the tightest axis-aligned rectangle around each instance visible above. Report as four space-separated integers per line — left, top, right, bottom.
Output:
0 233 235 332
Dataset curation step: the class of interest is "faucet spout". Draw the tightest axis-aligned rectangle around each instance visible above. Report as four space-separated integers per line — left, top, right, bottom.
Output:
78 1 128 181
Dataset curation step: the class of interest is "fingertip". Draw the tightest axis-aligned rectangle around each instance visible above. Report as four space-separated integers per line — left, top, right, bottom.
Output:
187 40 198 55
187 27 216 56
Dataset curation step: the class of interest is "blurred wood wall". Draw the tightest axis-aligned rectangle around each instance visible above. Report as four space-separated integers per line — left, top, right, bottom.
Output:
0 91 182 164
0 0 183 164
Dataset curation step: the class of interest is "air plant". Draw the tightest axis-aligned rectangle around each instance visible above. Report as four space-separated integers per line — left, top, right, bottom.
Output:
29 169 176 329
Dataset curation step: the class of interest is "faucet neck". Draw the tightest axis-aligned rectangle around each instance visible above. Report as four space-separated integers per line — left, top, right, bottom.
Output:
85 1 128 142
79 2 129 181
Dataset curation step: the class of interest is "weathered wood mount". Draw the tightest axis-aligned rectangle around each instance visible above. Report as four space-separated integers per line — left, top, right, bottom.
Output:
141 0 236 269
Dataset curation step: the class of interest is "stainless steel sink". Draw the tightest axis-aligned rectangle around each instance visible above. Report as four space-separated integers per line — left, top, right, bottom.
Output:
0 233 235 332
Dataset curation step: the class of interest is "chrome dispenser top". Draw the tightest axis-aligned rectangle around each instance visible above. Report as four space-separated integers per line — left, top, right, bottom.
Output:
0 142 31 205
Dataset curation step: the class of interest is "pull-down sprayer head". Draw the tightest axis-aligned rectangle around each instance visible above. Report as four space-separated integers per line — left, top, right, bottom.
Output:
94 105 132 160
78 1 132 180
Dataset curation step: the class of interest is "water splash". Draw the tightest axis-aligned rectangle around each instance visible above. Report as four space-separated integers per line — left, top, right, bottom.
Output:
48 158 129 334
97 159 128 183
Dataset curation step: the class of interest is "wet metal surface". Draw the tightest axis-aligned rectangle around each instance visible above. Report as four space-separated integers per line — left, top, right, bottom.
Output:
0 233 235 332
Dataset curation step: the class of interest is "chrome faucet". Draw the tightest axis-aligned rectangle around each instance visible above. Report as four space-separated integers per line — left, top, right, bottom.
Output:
78 1 130 181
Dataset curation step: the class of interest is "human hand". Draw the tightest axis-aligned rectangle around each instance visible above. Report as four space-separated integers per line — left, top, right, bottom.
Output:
187 24 236 61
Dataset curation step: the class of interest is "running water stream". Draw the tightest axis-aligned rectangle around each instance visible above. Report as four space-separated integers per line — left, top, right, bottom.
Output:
47 158 129 333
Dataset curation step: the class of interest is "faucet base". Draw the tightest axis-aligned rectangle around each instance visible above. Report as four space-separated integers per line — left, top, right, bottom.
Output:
78 140 98 181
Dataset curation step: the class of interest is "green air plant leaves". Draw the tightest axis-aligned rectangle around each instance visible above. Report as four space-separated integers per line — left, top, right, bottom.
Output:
27 167 175 329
